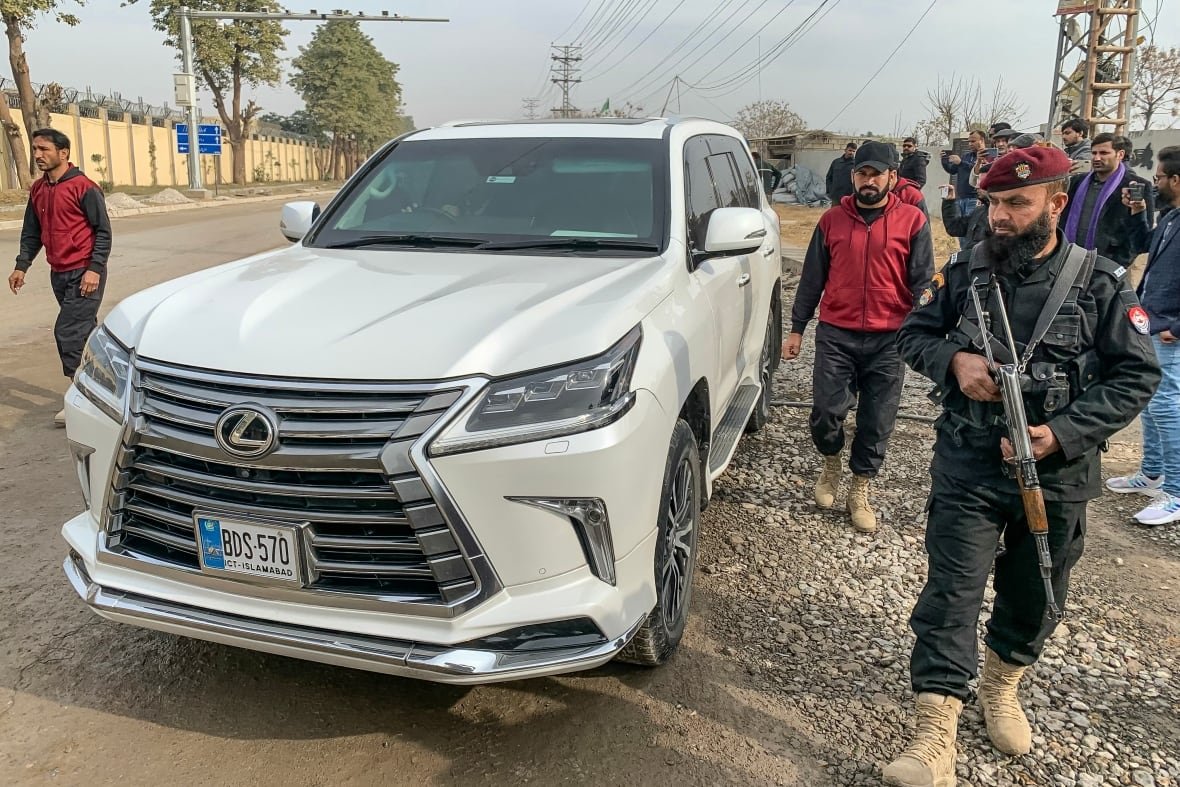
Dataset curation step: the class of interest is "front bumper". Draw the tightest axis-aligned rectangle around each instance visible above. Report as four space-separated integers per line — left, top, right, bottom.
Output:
65 551 645 684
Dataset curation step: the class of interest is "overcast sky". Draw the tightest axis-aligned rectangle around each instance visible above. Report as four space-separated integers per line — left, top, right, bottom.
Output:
23 0 1180 135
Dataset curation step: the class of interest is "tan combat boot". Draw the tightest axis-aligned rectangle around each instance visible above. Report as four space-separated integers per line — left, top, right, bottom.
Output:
814 454 843 508
883 693 963 787
847 474 877 532
977 648 1032 755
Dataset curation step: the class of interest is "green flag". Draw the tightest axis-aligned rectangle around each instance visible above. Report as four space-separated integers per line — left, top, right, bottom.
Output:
600 98 610 114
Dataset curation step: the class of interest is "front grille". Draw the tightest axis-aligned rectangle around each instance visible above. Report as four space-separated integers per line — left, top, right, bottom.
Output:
104 359 476 605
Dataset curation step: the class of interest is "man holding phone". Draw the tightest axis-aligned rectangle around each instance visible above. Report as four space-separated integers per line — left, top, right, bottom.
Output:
1108 146 1180 526
1064 132 1154 267
941 130 987 249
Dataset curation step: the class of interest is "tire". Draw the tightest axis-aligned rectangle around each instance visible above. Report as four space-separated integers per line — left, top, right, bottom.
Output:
615 419 702 667
745 297 781 433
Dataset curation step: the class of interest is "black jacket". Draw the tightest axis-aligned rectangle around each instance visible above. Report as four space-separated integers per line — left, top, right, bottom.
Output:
1134 207 1180 338
1065 168 1154 267
940 198 989 249
825 154 856 204
897 232 1160 501
899 150 929 187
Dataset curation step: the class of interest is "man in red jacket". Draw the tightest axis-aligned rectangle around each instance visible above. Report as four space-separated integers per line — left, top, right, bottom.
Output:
8 128 112 426
782 141 934 532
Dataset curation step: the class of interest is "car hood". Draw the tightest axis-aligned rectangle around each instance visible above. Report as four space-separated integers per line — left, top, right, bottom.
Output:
109 245 674 380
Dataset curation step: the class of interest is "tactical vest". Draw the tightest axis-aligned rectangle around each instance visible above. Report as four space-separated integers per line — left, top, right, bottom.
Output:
933 244 1107 437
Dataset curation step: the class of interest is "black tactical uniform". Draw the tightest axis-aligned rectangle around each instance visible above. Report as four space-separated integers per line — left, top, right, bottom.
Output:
896 231 1160 700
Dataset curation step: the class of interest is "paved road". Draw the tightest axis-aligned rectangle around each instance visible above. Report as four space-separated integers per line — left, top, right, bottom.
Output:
0 200 815 786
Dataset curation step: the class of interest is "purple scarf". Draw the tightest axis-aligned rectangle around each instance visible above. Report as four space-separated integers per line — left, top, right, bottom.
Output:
1064 163 1126 249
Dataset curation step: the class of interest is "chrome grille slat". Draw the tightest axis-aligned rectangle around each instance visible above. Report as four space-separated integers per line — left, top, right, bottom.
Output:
309 534 422 551
122 521 199 554
134 458 400 501
106 361 480 605
125 480 411 526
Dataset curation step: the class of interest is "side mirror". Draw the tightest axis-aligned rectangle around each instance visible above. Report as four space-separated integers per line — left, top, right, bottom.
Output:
703 207 768 256
280 201 321 243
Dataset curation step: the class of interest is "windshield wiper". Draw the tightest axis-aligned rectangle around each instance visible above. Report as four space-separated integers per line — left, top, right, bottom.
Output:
476 238 661 252
323 234 489 249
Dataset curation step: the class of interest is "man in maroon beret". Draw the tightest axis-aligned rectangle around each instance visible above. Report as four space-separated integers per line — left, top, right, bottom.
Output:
884 146 1161 786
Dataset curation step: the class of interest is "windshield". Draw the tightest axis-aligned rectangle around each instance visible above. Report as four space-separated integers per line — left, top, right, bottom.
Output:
308 136 667 253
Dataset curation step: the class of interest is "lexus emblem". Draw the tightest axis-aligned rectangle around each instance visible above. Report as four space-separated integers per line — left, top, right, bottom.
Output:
215 404 278 458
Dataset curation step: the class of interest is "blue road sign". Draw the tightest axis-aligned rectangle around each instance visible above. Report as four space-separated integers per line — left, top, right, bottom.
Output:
176 123 223 155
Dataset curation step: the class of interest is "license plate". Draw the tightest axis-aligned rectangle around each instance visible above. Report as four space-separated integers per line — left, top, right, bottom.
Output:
194 515 301 584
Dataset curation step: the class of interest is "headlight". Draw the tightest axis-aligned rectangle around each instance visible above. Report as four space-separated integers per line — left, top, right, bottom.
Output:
75 327 131 422
431 325 642 456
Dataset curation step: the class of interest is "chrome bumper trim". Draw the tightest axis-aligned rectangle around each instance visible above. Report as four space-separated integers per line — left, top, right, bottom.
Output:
65 553 642 684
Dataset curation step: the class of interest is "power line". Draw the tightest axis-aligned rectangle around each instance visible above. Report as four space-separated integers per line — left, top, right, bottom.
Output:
584 0 652 55
822 0 939 129
582 0 691 81
575 0 626 48
584 0 661 61
608 0 736 97
552 0 596 43
691 0 837 95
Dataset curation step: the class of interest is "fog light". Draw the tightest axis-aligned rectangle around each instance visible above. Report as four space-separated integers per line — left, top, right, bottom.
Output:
507 496 616 585
68 440 95 509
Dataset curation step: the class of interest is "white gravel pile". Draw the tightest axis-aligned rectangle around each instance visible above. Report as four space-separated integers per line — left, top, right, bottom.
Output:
142 188 192 206
104 192 145 211
696 275 1179 786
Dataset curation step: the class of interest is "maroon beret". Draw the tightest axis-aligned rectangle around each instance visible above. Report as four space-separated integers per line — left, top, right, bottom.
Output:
978 146 1072 192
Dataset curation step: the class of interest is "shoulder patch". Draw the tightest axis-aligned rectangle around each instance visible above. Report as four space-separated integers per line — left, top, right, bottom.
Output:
918 286 936 307
1128 305 1150 335
946 250 968 268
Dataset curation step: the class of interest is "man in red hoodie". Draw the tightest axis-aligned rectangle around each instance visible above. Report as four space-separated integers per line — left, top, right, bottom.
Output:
8 128 112 426
782 140 934 532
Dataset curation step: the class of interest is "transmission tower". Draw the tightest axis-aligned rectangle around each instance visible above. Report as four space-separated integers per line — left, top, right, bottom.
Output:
549 45 582 118
522 97 540 119
1047 0 1140 136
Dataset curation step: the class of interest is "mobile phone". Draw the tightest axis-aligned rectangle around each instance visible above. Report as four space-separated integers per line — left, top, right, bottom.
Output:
1127 182 1145 201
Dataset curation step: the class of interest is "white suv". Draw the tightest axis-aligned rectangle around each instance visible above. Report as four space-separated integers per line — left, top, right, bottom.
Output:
61 117 782 683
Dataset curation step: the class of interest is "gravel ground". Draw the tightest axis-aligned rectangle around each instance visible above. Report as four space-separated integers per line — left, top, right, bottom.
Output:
695 276 1180 786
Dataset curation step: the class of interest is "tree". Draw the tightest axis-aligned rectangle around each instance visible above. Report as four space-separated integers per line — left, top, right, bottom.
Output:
0 1 81 188
289 20 402 179
923 74 1024 142
131 1 287 185
1132 44 1180 130
731 99 805 140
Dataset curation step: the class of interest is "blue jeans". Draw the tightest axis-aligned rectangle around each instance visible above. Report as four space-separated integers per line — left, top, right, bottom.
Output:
1141 335 1180 497
955 197 979 250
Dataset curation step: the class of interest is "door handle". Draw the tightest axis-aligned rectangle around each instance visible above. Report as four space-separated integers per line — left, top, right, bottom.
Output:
761 246 776 258
737 273 751 287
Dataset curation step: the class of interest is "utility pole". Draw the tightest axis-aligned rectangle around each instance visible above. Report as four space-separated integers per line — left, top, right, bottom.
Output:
174 5 448 193
522 97 540 119
1047 0 1140 136
549 44 582 118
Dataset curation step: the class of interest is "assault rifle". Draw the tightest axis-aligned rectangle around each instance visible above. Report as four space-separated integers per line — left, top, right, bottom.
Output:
968 280 1064 622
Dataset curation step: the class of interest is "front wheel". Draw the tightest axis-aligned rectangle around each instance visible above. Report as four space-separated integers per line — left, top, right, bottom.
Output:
615 419 702 666
745 300 780 433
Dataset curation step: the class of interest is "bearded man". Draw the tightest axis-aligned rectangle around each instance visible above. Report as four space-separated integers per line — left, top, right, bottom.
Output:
782 140 934 533
885 146 1160 787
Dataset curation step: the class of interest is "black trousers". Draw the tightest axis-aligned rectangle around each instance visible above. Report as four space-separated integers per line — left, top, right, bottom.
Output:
50 268 105 379
809 321 905 477
909 471 1087 701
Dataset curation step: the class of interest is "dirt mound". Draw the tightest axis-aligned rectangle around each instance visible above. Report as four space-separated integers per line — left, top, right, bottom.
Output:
142 188 192 206
104 192 145 211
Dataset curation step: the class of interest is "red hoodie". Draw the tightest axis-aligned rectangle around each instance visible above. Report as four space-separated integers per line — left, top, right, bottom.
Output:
790 192 934 334
15 165 112 274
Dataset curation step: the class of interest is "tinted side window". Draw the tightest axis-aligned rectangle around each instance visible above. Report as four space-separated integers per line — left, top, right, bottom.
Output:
706 153 743 209
709 135 760 207
684 137 719 249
